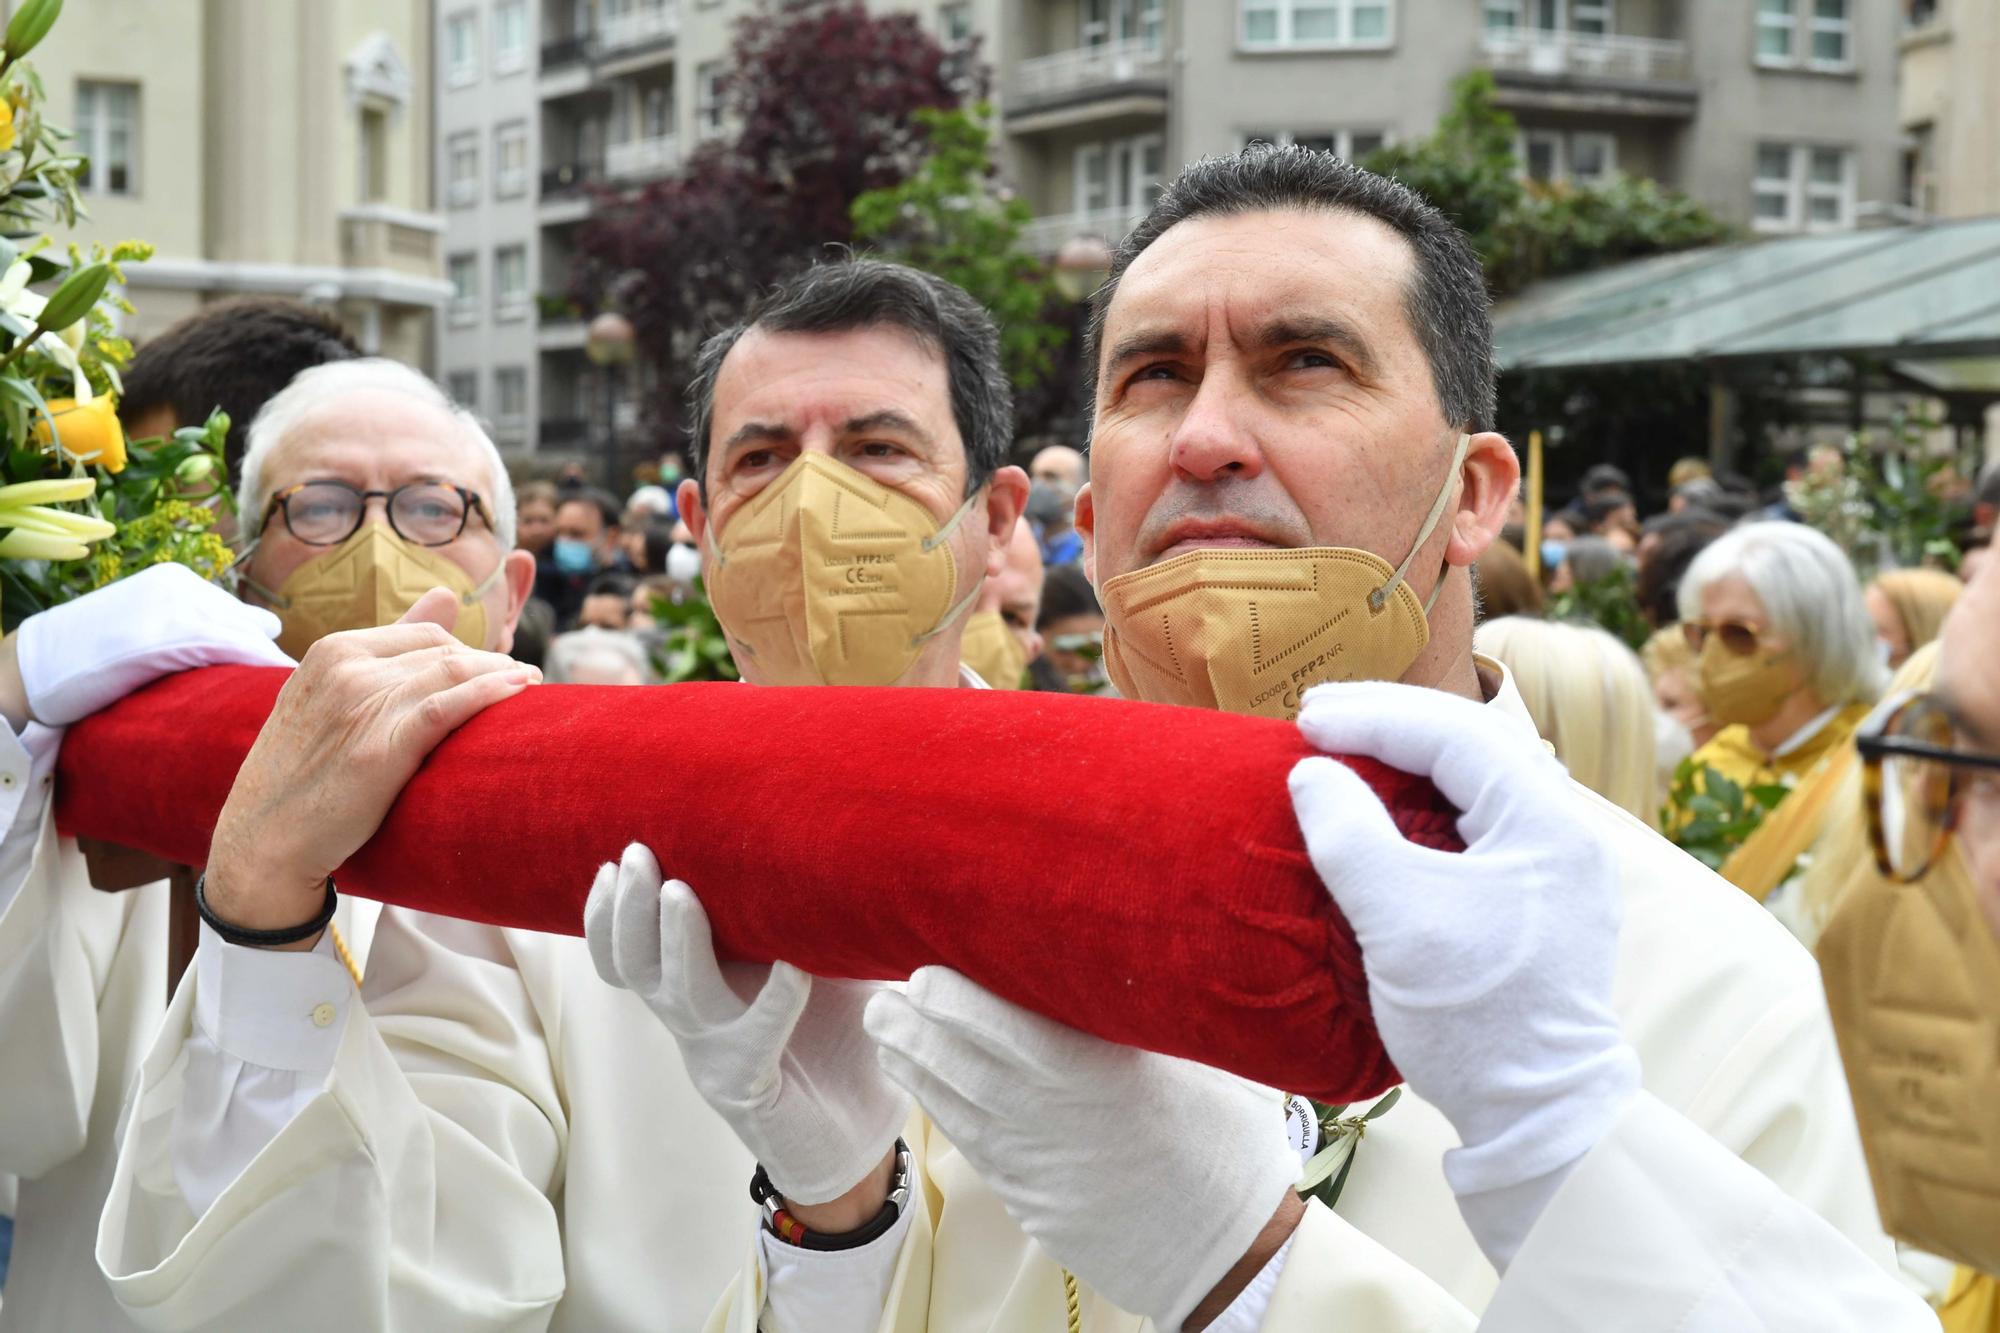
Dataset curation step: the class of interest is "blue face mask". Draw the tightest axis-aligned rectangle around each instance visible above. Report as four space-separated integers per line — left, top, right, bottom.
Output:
1540 540 1568 572
553 537 596 576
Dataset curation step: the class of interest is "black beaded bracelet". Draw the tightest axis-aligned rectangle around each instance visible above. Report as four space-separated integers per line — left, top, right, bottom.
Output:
750 1140 913 1252
194 871 338 947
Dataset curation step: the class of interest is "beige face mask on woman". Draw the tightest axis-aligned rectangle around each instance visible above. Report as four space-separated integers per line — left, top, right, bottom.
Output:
703 452 982 687
1097 433 1471 721
244 522 505 659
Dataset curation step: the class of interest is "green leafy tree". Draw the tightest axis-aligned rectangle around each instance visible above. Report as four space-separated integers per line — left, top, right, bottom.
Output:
851 104 1071 404
1360 71 1733 297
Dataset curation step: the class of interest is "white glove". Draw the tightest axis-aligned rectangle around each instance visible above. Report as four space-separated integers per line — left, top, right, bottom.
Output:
864 966 1299 1331
1288 681 1640 1270
15 562 292 725
583 841 909 1205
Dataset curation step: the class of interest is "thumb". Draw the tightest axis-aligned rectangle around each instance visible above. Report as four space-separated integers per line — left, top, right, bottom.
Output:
1288 756 1423 933
398 586 461 633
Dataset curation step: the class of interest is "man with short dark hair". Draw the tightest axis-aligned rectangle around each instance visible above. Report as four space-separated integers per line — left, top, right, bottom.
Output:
537 487 628 628
118 297 360 497
713 148 1922 1329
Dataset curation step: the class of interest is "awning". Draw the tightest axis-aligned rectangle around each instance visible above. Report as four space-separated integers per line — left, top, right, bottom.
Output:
1492 215 2000 372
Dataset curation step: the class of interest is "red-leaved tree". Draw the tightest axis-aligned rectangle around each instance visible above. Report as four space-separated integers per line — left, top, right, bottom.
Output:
572 0 976 453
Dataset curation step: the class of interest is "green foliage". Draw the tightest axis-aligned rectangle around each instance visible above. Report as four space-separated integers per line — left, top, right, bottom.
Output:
1360 71 1734 297
1848 413 1976 574
646 580 741 683
1299 1089 1401 1212
0 411 232 632
1660 759 1790 870
851 105 1069 392
1548 562 1650 651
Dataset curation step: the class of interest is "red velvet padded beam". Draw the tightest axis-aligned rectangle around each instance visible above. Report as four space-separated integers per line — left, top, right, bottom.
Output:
54 666 1463 1101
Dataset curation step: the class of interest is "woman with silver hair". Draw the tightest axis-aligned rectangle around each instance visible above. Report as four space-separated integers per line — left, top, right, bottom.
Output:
1675 521 1889 907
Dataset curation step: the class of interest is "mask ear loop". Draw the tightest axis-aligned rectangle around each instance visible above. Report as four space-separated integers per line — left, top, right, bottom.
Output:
461 555 510 607
1368 432 1473 616
912 489 986 646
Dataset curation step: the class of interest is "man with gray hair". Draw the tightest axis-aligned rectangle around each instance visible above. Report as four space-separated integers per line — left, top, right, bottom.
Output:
0 317 357 1327
0 357 769 1329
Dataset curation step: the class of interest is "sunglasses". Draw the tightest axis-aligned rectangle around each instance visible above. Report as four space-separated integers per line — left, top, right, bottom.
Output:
1681 618 1770 657
1857 690 2000 882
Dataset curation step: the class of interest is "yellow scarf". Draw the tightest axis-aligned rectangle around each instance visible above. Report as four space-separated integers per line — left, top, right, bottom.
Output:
1941 1267 2000 1333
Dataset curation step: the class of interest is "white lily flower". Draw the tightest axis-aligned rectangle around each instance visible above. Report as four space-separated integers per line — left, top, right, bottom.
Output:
0 258 94 402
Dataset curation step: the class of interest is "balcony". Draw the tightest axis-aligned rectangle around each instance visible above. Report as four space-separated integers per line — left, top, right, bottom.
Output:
1479 29 1697 118
599 2 679 73
539 417 590 447
1020 206 1148 257
539 34 595 100
1006 39 1169 134
338 205 444 279
605 134 681 182
541 34 591 70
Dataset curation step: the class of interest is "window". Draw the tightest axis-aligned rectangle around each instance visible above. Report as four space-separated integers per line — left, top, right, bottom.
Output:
495 121 528 198
1239 0 1393 49
497 368 528 421
448 253 479 323
696 62 726 140
447 371 478 407
1483 0 1520 31
1568 131 1615 183
1903 0 1940 30
1754 142 1853 231
1755 0 1795 62
1517 129 1616 185
495 245 529 319
1807 0 1851 67
75 81 139 197
1522 130 1562 182
1242 128 1388 160
641 85 671 138
1758 0 1851 70
1570 0 1609 35
446 10 479 87
939 2 974 44
1074 134 1165 217
359 105 389 203
1903 122 1936 214
447 133 479 208
493 0 529 74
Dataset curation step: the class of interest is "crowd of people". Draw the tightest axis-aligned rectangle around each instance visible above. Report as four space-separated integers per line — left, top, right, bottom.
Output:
0 143 1993 1331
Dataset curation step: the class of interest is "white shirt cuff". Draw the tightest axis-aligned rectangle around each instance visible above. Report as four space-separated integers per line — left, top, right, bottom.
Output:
1204 1229 1295 1333
193 919 354 1073
757 1202 914 1333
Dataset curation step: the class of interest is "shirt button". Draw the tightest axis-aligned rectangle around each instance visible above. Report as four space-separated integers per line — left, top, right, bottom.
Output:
0 772 16 789
310 1003 337 1029
39 774 51 790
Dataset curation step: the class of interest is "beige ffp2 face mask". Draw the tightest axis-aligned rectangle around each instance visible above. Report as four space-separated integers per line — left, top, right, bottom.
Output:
1098 433 1471 721
960 608 1028 689
244 522 505 659
703 452 982 687
1818 842 2000 1275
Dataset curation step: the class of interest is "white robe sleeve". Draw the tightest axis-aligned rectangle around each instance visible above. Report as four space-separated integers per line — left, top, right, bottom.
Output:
170 923 356 1214
1479 1092 1936 1333
0 722 143 1178
96 907 569 1331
